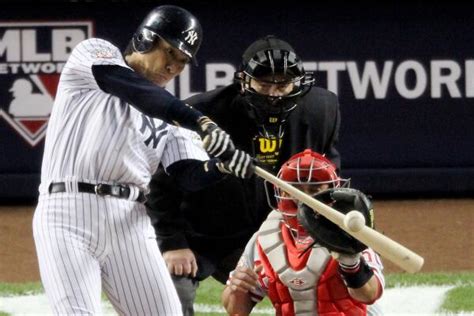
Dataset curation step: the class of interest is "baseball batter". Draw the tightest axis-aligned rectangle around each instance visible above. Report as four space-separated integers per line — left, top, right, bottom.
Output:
32 5 253 315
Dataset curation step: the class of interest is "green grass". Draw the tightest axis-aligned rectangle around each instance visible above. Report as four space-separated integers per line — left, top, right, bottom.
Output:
384 272 474 314
0 282 43 296
440 285 474 313
195 277 225 305
385 271 474 287
1 272 473 314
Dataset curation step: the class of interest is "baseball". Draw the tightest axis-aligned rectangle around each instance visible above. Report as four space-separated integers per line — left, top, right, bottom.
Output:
343 210 366 232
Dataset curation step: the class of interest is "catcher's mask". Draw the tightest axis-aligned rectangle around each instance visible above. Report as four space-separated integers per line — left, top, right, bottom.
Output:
265 149 348 235
234 35 315 137
132 5 202 65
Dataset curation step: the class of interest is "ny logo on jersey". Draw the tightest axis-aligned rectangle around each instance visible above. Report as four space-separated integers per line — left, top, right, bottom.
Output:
184 30 198 45
139 114 168 148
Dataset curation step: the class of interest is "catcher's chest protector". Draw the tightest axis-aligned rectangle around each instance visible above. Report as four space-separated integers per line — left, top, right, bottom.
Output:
257 211 367 316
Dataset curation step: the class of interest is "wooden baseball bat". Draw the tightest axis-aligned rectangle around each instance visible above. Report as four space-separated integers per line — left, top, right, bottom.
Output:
255 166 424 273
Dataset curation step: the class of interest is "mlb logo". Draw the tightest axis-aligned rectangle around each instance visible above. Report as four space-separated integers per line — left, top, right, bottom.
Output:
0 21 93 146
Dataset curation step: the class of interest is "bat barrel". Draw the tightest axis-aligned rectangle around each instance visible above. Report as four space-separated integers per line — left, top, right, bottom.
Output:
254 166 424 273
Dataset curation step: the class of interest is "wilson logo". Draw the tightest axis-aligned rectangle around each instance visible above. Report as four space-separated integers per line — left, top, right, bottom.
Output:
258 138 282 153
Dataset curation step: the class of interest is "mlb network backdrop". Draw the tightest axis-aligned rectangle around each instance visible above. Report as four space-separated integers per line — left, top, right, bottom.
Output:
0 3 472 200
0 21 93 146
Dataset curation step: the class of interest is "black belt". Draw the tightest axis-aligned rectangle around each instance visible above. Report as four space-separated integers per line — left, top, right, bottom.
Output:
48 182 146 203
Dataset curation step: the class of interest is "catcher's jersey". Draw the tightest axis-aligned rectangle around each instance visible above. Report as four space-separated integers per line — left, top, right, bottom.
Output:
234 210 385 315
39 38 207 194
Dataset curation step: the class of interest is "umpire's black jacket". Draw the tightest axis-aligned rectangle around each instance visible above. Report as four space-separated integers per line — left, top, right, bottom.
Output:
147 83 340 281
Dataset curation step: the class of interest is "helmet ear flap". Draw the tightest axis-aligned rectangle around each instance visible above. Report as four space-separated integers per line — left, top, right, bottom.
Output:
132 29 156 54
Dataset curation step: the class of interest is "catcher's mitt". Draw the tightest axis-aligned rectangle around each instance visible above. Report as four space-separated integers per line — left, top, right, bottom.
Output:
297 188 374 255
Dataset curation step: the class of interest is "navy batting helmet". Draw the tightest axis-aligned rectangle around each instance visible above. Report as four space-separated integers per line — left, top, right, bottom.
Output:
132 5 202 64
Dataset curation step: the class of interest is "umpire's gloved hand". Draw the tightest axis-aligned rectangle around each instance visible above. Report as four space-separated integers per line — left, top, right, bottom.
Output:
197 116 235 157
216 149 255 179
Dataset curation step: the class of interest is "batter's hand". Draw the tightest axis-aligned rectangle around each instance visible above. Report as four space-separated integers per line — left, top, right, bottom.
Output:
197 116 235 157
163 249 198 278
227 265 263 293
217 150 255 179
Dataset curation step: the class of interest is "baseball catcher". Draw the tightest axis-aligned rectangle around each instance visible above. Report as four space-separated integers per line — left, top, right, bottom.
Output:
222 149 384 315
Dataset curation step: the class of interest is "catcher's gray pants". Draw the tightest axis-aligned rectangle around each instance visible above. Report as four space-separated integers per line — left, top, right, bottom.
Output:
171 275 199 316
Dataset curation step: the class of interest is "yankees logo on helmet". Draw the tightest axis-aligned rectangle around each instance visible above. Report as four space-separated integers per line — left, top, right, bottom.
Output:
184 29 198 45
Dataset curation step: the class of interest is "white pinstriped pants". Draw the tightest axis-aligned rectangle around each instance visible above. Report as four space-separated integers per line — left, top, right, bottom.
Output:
33 192 182 315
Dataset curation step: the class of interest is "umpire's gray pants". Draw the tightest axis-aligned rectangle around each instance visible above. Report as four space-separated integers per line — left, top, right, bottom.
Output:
171 275 199 316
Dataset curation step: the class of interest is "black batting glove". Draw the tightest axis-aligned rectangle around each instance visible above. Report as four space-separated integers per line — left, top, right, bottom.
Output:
216 150 255 179
197 116 235 157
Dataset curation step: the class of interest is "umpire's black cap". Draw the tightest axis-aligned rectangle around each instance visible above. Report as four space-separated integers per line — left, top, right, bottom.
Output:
240 35 303 80
242 35 296 66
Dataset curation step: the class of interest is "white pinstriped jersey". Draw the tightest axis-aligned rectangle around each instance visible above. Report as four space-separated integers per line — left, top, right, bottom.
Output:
39 38 207 194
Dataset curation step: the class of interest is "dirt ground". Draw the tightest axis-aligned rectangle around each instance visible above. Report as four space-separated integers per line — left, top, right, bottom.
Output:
0 199 473 282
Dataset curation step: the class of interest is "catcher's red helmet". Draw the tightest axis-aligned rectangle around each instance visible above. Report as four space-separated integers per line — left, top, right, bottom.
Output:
274 149 346 233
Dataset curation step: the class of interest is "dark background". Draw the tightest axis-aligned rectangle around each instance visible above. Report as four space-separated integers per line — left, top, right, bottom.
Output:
1 1 473 202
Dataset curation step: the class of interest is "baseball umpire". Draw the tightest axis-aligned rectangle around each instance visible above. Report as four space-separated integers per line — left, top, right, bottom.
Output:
147 35 342 315
33 5 253 315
